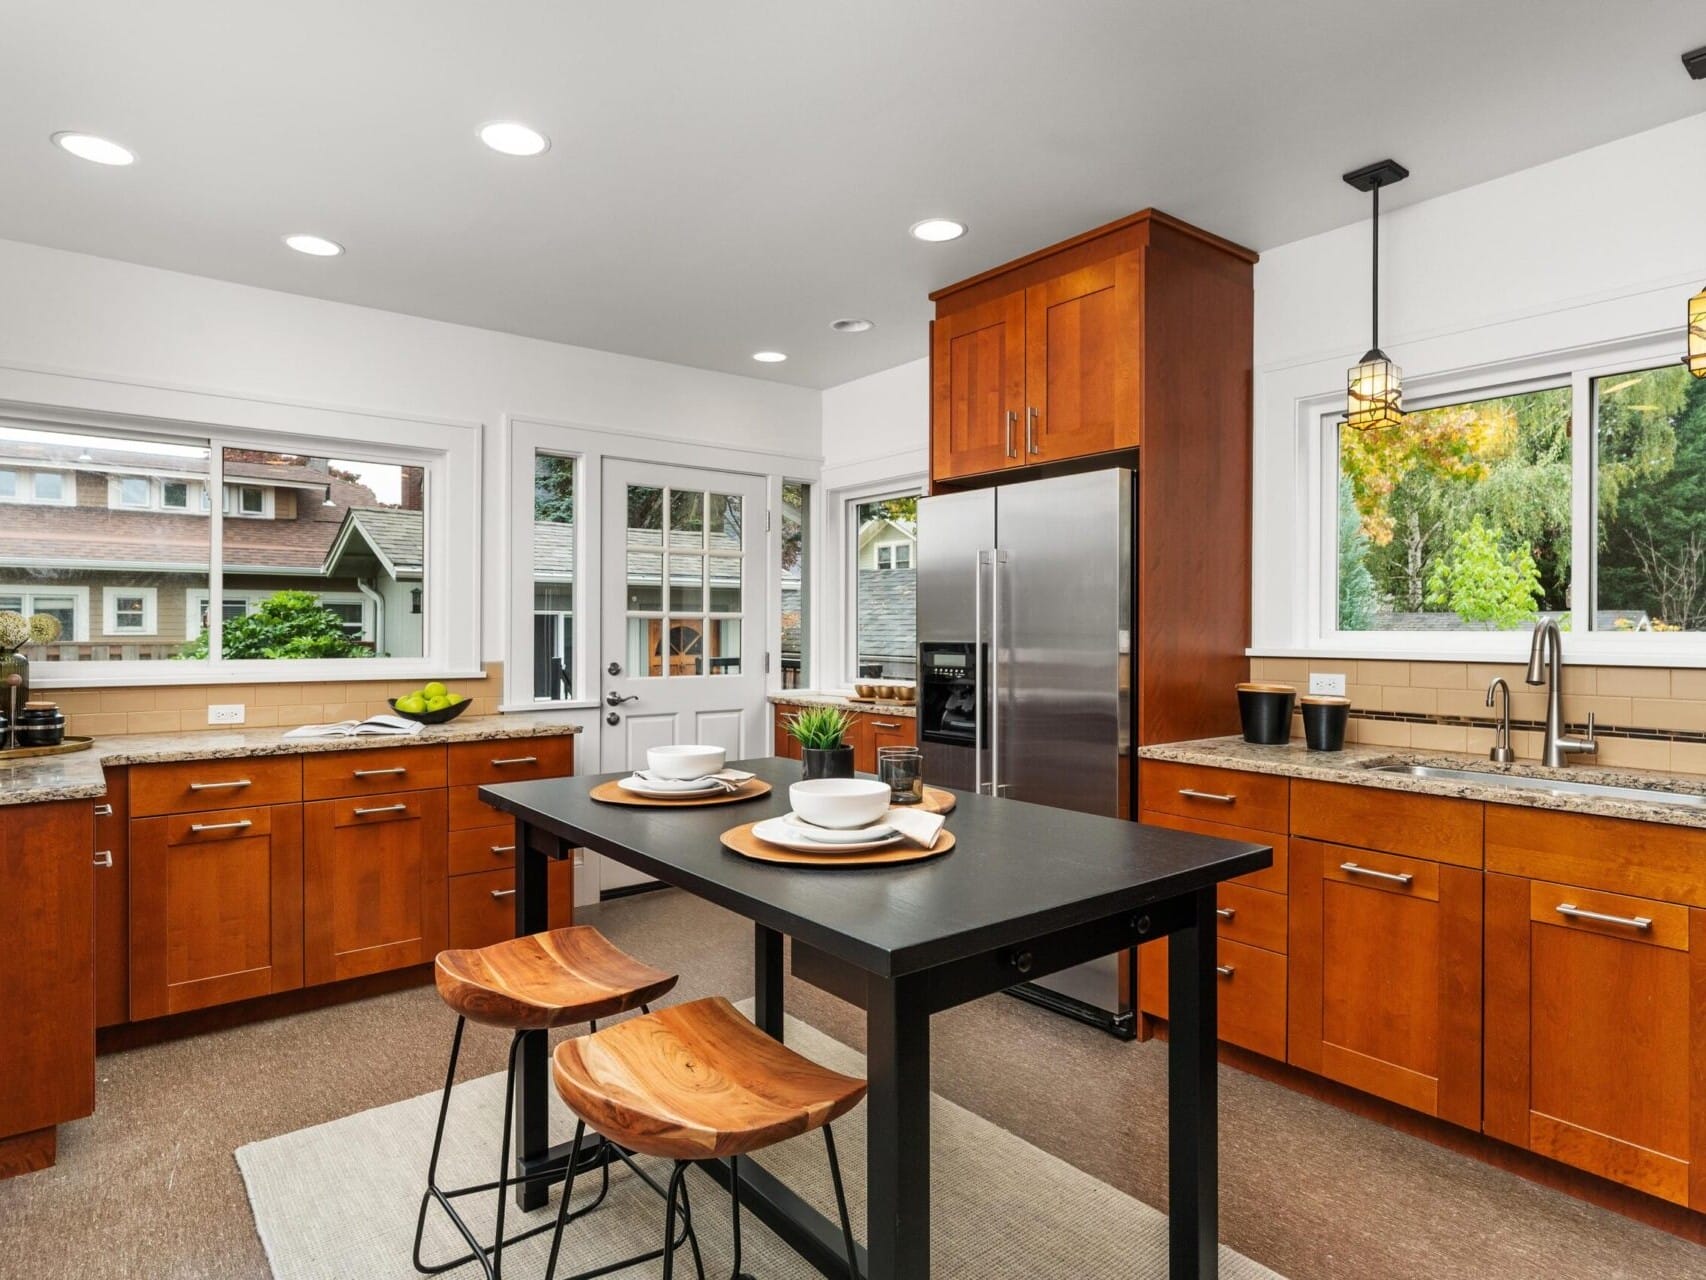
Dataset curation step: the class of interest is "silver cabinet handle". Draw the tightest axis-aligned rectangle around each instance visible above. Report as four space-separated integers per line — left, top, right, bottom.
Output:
93 850 113 868
1556 904 1652 931
353 803 410 816
490 888 516 899
1216 965 1236 978
1026 405 1040 455
1215 907 1236 921
491 844 516 855
190 819 253 833
353 766 407 778
872 721 902 729
1004 409 1017 459
189 779 251 791
1340 861 1413 886
973 551 986 796
1179 788 1236 804
94 803 114 817
490 756 538 767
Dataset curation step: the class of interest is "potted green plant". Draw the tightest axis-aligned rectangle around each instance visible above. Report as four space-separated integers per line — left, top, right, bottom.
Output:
785 705 856 780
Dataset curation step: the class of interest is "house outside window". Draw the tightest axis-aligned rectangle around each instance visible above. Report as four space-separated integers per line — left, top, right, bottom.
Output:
162 480 190 510
105 587 157 635
851 493 918 681
116 476 152 508
0 470 14 499
32 472 66 502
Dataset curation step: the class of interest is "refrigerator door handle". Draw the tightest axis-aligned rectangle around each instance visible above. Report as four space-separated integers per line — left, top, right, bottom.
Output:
991 547 1008 797
974 549 988 796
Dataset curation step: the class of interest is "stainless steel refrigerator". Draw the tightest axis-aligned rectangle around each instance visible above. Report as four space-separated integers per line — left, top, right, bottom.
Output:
915 468 1136 1037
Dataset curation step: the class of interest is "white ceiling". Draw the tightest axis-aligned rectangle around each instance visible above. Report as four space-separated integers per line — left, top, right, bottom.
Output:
2 1 1703 389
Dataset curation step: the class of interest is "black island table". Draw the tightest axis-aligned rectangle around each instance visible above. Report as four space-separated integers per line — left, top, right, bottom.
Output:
480 757 1271 1280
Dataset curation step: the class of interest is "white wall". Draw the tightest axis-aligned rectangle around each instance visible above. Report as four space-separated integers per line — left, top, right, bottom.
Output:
0 235 823 668
1252 109 1706 657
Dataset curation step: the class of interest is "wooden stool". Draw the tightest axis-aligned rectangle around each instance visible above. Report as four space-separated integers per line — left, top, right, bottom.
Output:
543 996 867 1280
414 926 678 1280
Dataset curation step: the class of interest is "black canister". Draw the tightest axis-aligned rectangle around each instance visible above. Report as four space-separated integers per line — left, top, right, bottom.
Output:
1300 695 1351 752
1236 682 1296 745
15 700 65 748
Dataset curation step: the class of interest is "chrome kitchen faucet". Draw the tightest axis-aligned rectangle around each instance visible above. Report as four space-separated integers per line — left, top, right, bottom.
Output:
1524 620 1596 768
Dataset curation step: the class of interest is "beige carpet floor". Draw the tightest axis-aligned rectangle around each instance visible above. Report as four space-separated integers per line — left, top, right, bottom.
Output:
237 1008 1282 1279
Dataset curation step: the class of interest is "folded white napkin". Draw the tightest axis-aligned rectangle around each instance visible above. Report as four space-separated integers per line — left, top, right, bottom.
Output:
634 768 755 792
885 805 947 849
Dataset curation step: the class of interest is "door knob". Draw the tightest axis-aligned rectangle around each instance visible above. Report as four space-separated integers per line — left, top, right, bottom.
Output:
607 661 623 676
606 691 639 707
606 712 621 726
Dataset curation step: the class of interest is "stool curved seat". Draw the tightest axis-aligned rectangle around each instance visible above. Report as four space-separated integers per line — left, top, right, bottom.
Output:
435 926 678 1031
551 995 868 1162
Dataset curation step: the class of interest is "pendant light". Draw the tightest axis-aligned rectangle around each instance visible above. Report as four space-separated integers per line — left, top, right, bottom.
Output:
1342 159 1410 430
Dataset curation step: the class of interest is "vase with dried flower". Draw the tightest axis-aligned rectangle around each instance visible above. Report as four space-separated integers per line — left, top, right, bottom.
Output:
0 611 62 735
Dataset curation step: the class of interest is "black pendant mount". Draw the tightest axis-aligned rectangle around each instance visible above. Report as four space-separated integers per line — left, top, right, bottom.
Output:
1342 159 1411 193
1684 45 1706 80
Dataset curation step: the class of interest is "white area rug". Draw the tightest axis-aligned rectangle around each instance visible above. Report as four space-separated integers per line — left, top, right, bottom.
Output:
237 1010 1282 1279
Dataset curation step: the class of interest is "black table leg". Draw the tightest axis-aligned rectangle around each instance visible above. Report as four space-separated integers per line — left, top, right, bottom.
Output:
1168 887 1220 1280
866 974 930 1280
755 922 784 1039
514 818 552 1212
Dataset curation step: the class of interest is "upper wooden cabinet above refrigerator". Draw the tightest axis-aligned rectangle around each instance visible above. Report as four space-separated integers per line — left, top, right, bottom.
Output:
928 210 1256 488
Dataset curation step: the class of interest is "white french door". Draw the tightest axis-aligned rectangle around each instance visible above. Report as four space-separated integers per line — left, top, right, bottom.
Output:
599 459 767 843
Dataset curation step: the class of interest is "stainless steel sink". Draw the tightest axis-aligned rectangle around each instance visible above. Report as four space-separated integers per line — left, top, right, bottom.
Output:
1366 763 1706 808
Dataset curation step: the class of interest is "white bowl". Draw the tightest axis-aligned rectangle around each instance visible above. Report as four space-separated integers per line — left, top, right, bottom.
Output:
789 778 892 830
646 744 726 780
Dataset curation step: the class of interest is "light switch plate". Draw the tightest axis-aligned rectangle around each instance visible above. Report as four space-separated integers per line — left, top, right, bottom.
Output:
207 704 246 725
1308 672 1347 696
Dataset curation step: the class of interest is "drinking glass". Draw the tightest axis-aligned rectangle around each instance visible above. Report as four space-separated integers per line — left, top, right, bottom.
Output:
877 746 924 805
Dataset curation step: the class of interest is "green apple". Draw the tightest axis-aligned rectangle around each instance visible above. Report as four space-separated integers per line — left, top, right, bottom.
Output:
423 681 448 699
444 693 464 706
426 695 451 712
396 695 427 714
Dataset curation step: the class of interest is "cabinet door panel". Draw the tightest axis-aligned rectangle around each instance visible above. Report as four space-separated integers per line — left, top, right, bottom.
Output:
1290 838 1481 1127
302 744 447 800
449 823 518 877
1023 253 1138 461
869 717 916 755
130 805 303 1019
1139 935 1286 1060
448 863 573 951
93 772 130 1028
932 291 1025 481
303 790 447 985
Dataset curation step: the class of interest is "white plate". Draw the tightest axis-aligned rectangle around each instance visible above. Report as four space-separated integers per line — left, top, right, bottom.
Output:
782 813 897 844
751 817 902 854
617 774 724 797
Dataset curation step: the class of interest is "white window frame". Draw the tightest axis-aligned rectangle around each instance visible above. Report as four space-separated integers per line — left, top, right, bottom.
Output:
104 586 158 636
0 583 91 642
0 386 481 688
159 478 195 512
0 469 75 505
843 484 922 686
0 469 15 499
1274 328 1706 666
225 483 272 517
111 474 154 509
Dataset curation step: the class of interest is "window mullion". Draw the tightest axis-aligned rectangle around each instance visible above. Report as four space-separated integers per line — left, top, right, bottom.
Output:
208 441 225 663
1570 371 1593 633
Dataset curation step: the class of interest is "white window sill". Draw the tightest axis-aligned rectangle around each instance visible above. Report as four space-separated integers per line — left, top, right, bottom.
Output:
498 701 597 714
33 664 488 690
1250 643 1706 670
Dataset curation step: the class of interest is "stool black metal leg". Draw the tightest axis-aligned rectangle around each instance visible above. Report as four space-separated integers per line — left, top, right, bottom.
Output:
662 1162 688 1280
824 1124 861 1280
725 1153 752 1280
489 1030 526 1279
675 1169 708 1280
413 1016 468 1274
543 1119 587 1280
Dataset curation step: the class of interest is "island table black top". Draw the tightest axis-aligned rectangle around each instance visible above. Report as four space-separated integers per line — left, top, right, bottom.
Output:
481 756 1272 980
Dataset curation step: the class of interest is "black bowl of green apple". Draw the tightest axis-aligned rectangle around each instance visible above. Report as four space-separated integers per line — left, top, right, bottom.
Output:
390 682 471 724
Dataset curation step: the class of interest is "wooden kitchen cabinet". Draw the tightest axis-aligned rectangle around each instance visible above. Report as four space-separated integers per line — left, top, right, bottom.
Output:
129 804 304 1019
1140 933 1287 1061
0 799 95 1177
1023 254 1139 464
930 289 1027 482
449 860 573 951
868 715 915 763
1289 836 1483 1128
93 770 130 1029
771 703 917 773
302 789 447 985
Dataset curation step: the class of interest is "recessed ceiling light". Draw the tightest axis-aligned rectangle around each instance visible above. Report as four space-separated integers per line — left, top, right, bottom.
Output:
830 318 874 333
283 234 344 257
909 218 966 243
479 121 550 156
51 132 135 166
752 351 788 363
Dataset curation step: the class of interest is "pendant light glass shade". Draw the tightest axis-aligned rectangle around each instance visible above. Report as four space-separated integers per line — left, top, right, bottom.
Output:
1688 283 1706 378
1346 348 1405 430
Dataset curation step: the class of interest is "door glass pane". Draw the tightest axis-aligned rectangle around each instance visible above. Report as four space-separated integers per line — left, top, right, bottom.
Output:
669 490 705 548
627 617 659 677
707 619 741 674
669 554 704 612
708 556 741 612
627 485 663 544
626 551 663 611
666 620 704 675
709 494 742 550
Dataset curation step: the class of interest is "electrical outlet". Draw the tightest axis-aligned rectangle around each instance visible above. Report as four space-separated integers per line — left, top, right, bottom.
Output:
1308 672 1347 696
207 704 246 726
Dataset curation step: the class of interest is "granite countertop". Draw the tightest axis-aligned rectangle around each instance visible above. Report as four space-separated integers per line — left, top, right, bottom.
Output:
0 712 581 808
769 691 917 719
1140 735 1706 831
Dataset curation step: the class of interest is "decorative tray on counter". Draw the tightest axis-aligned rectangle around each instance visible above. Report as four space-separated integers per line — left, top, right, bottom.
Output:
0 735 94 762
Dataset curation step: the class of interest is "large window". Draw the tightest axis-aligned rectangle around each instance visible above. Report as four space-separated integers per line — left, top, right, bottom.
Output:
0 420 433 668
780 481 809 689
532 452 576 701
851 491 918 681
1332 360 1706 639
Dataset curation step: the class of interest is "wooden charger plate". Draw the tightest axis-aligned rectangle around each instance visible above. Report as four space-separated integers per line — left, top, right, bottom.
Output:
917 786 955 814
589 778 772 807
721 821 955 868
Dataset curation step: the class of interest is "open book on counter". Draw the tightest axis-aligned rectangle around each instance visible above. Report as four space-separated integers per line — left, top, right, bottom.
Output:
281 714 425 740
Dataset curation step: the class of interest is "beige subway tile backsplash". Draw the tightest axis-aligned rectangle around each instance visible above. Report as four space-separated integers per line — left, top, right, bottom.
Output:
1594 667 1672 699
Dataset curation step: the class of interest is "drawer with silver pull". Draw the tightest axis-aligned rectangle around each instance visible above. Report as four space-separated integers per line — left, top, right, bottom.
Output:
130 756 302 816
1140 760 1288 834
302 744 447 800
